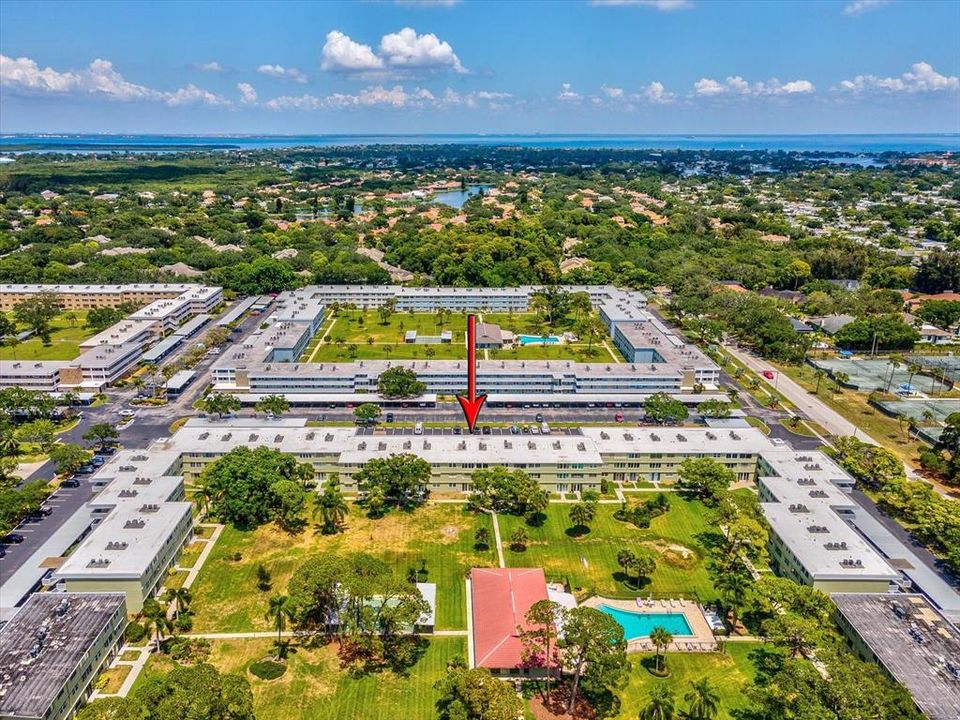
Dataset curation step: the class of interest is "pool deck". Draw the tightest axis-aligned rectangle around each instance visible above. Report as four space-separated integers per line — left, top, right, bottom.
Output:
582 596 718 653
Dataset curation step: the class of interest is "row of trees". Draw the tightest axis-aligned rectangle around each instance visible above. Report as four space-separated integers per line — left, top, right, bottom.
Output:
832 435 960 573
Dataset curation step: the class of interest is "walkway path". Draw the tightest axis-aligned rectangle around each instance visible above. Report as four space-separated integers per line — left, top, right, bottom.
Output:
183 629 469 640
304 315 339 363
490 511 505 568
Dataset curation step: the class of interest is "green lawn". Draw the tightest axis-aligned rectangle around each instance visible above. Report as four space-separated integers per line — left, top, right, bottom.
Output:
498 496 720 601
302 309 606 363
614 644 760 720
132 635 466 720
189 503 495 632
0 311 93 361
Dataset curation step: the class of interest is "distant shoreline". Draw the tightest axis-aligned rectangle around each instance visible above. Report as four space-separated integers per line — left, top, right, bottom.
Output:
1 133 958 154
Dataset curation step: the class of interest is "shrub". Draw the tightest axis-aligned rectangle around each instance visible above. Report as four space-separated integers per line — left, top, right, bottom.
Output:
249 659 287 680
125 622 146 644
175 614 194 631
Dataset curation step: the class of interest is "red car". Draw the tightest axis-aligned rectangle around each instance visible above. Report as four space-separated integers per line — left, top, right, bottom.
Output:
762 370 775 380
614 413 624 423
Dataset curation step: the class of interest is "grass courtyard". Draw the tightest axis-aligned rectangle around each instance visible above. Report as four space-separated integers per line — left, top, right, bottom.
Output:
189 503 495 633
0 310 93 361
301 309 615 363
498 495 720 601
613 644 760 720
133 635 467 720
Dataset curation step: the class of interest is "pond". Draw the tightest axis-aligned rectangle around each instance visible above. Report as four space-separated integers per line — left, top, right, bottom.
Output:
431 185 493 209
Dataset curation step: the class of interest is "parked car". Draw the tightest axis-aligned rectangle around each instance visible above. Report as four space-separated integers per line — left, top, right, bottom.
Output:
1 533 25 544
453 427 462 435
119 409 135 418
97 446 117 456
481 426 491 435
75 465 96 475
535 413 544 423
385 412 395 423
615 413 625 423
762 370 775 380
91 456 105 467
61 478 81 488
414 422 424 435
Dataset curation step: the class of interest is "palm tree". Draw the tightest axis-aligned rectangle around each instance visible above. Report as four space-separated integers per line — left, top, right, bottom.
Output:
0 431 20 457
886 354 905 392
906 363 923 393
265 595 292 659
684 678 720 720
922 408 936 426
142 604 173 650
649 626 673 674
196 484 217 517
315 475 349 534
639 684 675 720
832 371 849 395
714 572 750 632
814 368 825 394
163 587 192 620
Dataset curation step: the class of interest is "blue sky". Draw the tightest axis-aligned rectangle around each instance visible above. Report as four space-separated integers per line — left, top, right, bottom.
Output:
1 0 958 134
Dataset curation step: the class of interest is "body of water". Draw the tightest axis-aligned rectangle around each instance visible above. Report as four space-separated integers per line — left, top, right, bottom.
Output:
517 334 561 346
1 133 958 154
432 184 492 209
599 605 694 640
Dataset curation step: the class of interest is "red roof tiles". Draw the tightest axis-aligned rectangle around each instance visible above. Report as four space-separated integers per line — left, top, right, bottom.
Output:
470 567 548 670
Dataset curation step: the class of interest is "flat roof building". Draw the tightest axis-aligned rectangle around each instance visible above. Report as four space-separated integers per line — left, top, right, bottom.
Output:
0 593 126 720
831 593 960 720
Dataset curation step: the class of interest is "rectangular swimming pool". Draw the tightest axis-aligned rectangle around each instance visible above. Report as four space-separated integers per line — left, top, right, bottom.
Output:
517 334 560 345
599 605 694 640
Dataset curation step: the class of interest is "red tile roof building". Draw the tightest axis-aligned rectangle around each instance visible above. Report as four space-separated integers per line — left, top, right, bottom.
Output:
470 567 549 673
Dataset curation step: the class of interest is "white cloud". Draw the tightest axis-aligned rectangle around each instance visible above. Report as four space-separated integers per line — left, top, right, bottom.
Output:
197 61 223 72
693 77 725 96
590 0 694 10
838 61 959 93
642 81 674 103
326 84 414 108
1 54 83 93
694 75 815 97
321 31 384 72
843 0 890 16
379 27 466 73
0 54 228 107
558 83 581 102
237 82 258 104
165 84 230 107
601 85 624 98
780 79 815 94
256 64 307 83
262 93 325 111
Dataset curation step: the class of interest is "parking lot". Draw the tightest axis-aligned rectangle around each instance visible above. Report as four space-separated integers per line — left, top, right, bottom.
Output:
355 424 583 437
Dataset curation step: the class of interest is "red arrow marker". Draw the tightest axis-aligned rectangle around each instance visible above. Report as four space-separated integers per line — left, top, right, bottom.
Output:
456 314 487 432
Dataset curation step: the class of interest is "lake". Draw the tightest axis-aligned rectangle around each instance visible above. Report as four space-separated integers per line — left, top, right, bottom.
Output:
431 185 493 209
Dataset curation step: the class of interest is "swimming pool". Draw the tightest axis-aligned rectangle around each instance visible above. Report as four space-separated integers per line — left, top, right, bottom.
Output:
517 334 561 345
598 605 693 640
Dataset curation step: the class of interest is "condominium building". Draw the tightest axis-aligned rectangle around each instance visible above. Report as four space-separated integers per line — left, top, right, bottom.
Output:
108 419 899 595
0 593 126 720
831 593 960 720
0 361 67 392
54 449 192 613
211 285 716 398
0 283 222 312
79 319 160 353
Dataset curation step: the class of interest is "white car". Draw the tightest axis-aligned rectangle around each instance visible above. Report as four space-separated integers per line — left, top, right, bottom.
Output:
119 409 136 418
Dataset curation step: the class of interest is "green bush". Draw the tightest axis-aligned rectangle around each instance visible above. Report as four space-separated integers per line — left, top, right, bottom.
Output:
175 614 193 631
125 621 146 644
249 659 286 680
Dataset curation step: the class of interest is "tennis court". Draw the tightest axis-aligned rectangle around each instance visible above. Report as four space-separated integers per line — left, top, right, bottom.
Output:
873 397 960 423
810 357 951 394
908 354 960 385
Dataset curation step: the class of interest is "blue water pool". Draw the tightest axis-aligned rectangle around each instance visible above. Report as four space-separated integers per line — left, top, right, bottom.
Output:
517 334 560 345
598 605 693 640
